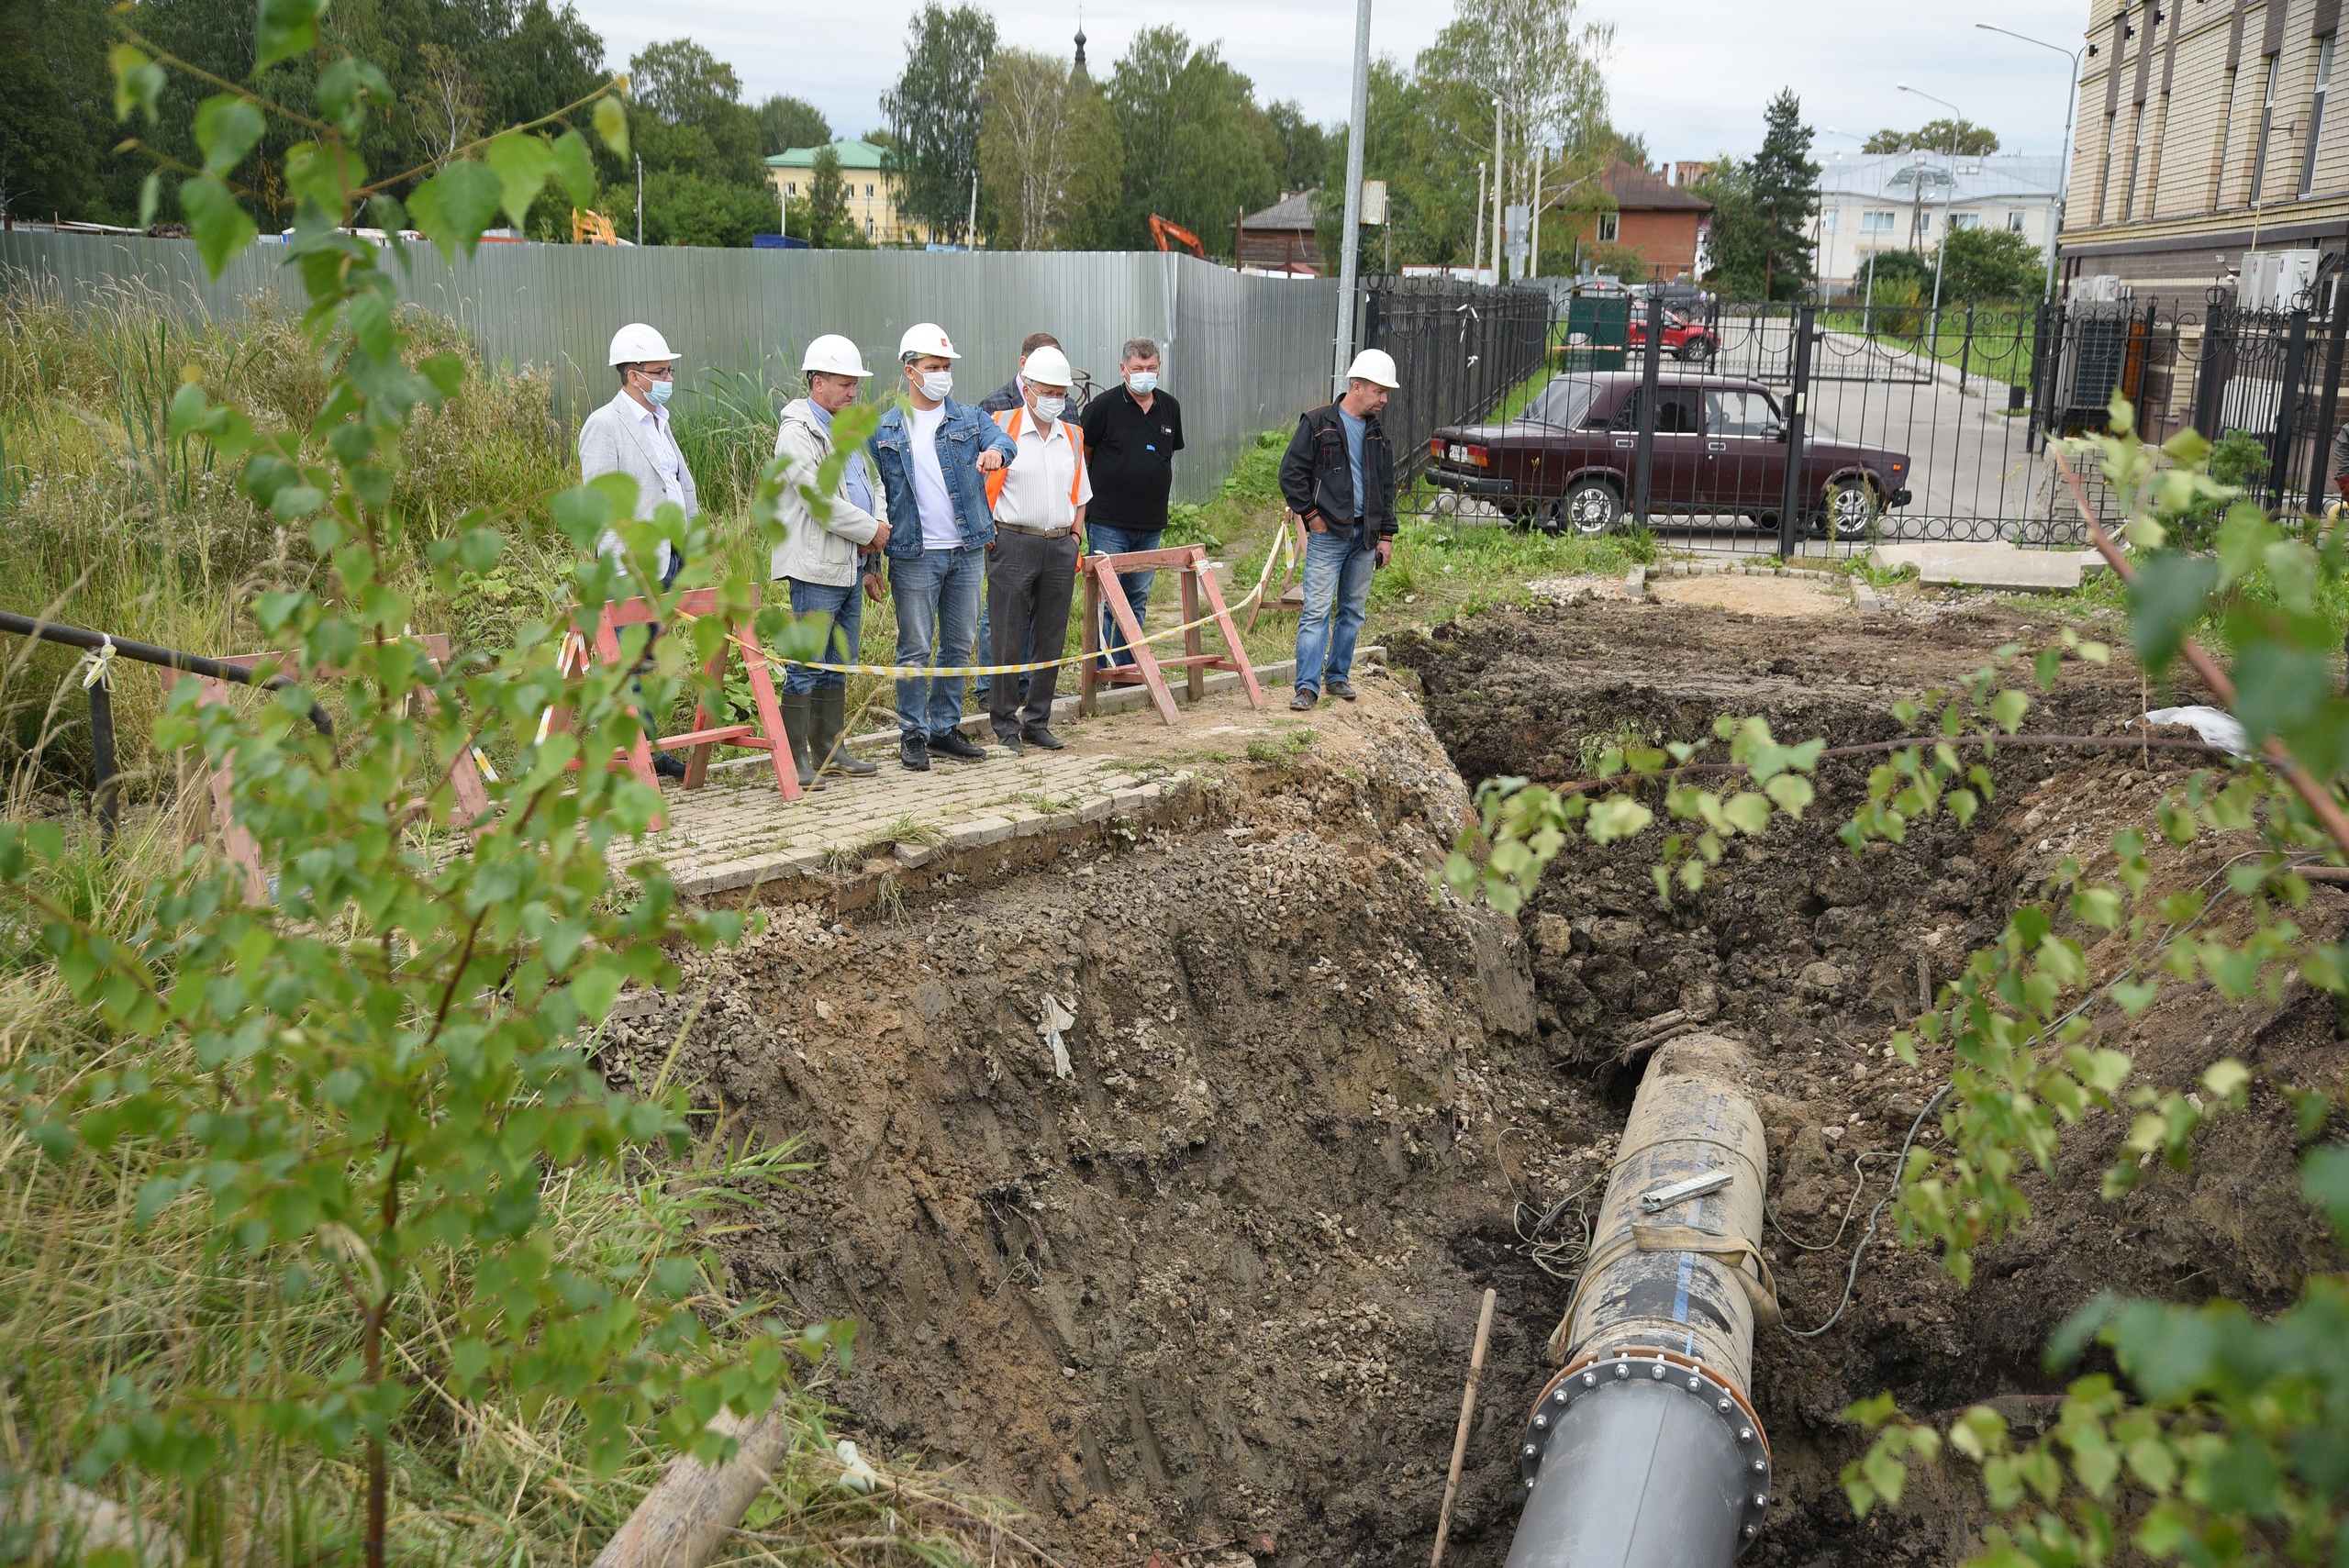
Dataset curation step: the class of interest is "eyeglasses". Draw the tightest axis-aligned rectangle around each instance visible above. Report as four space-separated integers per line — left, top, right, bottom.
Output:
635 366 675 380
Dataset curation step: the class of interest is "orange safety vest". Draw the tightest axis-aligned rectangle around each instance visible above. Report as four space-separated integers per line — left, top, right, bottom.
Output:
985 406 1087 515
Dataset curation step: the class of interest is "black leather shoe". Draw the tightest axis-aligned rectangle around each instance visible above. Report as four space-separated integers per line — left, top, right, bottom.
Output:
1289 689 1318 711
1328 679 1358 702
931 728 987 762
651 749 688 779
994 730 1024 755
1021 727 1065 751
899 734 930 772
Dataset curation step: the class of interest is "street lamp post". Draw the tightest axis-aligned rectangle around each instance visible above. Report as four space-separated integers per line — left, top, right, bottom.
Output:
1899 83 1966 353
1976 22 2085 303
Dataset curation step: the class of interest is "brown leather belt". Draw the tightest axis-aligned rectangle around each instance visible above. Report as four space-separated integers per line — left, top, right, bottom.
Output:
996 522 1073 539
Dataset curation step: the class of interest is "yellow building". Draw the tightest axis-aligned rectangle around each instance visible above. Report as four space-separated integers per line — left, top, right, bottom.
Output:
765 139 930 246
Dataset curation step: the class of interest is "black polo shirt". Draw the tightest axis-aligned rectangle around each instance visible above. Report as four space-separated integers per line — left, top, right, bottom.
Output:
1080 385 1185 528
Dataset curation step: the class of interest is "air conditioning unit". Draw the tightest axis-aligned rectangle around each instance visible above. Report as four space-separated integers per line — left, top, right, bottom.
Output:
2077 272 2127 303
2238 249 2320 310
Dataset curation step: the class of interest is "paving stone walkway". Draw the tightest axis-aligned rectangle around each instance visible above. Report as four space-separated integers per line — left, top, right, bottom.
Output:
629 746 1183 899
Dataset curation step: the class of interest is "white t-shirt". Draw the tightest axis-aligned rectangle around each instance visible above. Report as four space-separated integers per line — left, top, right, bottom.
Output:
908 403 959 550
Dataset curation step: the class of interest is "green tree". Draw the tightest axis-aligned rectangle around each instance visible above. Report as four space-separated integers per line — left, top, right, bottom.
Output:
754 93 829 157
0 0 117 223
69 12 861 1563
1934 223 2045 301
1106 28 1278 250
1750 87 1819 299
620 37 764 245
1267 99 1330 193
804 142 852 247
1865 117 1999 156
979 48 1120 250
880 2 996 244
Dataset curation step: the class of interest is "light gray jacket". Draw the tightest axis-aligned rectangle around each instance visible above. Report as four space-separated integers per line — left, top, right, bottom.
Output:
770 398 886 587
579 388 696 576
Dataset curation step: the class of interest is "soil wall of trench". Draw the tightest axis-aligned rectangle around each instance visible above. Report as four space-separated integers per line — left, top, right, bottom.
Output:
606 596 2344 1568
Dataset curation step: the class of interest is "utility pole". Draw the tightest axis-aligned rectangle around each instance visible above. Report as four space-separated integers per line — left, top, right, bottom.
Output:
634 153 643 246
1491 97 1505 284
966 170 978 248
1528 145 1543 281
1976 24 2083 304
1332 0 1373 394
1472 161 1486 278
778 181 788 243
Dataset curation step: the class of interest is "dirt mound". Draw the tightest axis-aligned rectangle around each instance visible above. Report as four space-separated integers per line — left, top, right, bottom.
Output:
605 675 1616 1566
1396 599 2345 1563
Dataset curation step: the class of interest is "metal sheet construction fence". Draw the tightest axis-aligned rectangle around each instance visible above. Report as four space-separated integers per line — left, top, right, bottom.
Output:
0 232 1341 507
1400 282 2349 556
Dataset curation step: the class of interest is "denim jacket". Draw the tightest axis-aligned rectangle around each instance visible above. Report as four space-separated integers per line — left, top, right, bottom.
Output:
869 396 1019 560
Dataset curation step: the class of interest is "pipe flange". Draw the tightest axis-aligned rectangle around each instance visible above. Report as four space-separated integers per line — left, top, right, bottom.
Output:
1516 1348 1773 1553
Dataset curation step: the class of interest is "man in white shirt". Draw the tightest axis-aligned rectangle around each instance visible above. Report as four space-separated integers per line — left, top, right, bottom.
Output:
577 321 697 776
983 345 1090 753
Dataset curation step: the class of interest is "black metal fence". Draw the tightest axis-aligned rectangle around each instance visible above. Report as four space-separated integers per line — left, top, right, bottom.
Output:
1392 273 2349 556
1360 276 1553 491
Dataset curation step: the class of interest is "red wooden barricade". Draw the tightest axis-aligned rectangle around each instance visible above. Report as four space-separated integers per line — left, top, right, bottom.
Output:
1076 543 1264 725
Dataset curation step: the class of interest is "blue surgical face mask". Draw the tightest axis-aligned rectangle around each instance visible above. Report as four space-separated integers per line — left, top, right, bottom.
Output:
645 378 674 406
1033 395 1067 422
1127 371 1158 396
919 371 953 401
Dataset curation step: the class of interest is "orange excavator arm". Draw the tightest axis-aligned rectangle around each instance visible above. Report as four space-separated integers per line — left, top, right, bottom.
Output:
1148 213 1208 259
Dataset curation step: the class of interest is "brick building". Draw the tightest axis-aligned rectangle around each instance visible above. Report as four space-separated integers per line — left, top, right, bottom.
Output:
2061 0 2349 302
1557 161 1712 280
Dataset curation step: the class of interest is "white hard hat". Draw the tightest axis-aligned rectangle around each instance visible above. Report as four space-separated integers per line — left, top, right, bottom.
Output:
608 323 677 366
897 322 960 361
1345 348 1400 388
802 334 871 378
1020 344 1074 388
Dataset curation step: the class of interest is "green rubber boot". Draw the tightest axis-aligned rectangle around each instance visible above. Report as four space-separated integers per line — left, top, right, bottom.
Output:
814 688 878 777
775 691 825 791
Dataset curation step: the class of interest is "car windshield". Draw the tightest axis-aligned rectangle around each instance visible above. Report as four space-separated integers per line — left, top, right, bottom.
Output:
1526 376 1601 428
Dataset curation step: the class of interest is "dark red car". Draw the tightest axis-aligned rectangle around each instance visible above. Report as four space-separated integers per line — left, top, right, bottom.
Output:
1624 311 1720 362
1425 373 1912 540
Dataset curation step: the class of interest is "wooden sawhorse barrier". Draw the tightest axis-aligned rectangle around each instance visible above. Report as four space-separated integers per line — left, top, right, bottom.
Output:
550 587 802 828
1076 543 1264 725
195 632 492 902
1244 516 1311 634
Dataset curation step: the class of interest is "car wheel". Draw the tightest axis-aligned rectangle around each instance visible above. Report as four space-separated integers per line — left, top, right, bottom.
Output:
1677 336 1716 363
1559 478 1623 537
1814 477 1880 542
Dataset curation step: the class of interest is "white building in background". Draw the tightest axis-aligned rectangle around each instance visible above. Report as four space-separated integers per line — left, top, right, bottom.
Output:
1809 152 2064 295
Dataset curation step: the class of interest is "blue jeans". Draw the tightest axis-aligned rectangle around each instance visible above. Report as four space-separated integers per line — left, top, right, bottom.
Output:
1088 523 1163 667
1293 526 1375 695
781 577 860 695
890 545 985 739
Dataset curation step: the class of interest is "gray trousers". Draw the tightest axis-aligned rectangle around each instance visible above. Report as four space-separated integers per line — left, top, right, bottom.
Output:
987 528 1079 737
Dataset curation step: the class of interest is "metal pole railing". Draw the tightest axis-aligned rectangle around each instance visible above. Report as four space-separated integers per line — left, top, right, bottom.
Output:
1777 306 1817 559
1633 294 1663 526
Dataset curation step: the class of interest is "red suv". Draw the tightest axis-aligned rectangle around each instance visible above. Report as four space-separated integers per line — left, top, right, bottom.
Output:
1426 373 1911 540
1624 311 1720 362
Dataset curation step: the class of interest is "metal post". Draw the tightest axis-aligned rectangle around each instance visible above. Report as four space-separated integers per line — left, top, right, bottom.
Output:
1777 306 1817 558
1633 294 1663 526
2029 298 2054 450
88 679 117 848
634 154 643 247
1332 0 1373 395
1959 302 1976 395
2271 306 2311 513
2302 277 2349 511
2192 288 2232 440
1491 98 1505 286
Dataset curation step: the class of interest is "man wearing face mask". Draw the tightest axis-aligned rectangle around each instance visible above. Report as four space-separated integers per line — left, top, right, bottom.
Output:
868 323 1019 773
974 330 1066 706
1080 337 1184 669
982 345 1089 753
771 334 890 787
579 321 696 777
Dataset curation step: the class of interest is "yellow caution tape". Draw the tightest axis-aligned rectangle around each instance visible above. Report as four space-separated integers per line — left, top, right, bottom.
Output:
774 529 1299 680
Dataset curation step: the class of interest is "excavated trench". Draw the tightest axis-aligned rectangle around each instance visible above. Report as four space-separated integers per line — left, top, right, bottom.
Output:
607 595 2344 1568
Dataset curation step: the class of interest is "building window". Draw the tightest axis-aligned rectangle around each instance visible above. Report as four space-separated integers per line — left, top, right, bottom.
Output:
2122 100 2150 219
2008 209 2029 230
864 183 875 198
787 182 799 195
865 217 876 238
2210 65 2240 210
1860 209 1896 232
1950 211 1980 230
2250 53 2280 206
1820 208 1839 230
1597 211 1620 241
2301 33 2335 198
2094 110 2117 224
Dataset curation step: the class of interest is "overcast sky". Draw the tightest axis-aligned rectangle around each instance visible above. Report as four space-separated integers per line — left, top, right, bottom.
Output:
573 0 2086 163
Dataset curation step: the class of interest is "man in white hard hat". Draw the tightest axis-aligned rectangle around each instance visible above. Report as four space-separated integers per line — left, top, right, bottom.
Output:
771 333 891 787
973 329 1072 707
868 323 1019 772
1277 348 1400 711
981 344 1089 753
579 321 697 775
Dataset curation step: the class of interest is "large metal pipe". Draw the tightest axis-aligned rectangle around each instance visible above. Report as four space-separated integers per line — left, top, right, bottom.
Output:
1504 1032 1775 1568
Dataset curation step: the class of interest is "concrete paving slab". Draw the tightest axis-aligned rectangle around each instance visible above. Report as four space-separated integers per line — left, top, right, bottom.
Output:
1869 542 2107 592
